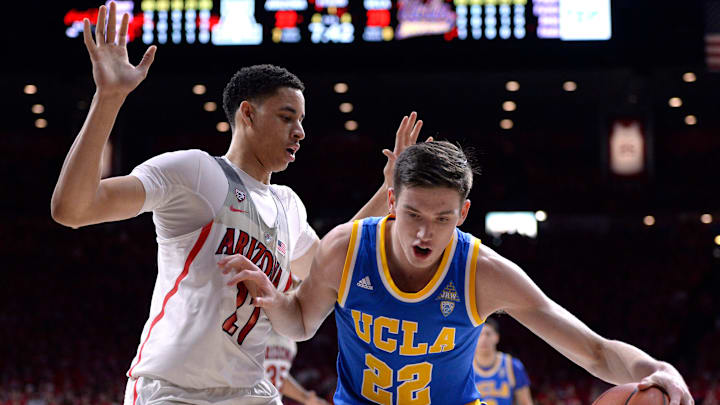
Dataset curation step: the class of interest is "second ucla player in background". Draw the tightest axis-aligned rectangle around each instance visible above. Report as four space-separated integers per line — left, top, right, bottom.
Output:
474 317 533 405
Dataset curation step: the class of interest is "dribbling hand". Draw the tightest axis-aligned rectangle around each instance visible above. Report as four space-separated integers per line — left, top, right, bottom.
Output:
83 1 156 98
637 365 694 405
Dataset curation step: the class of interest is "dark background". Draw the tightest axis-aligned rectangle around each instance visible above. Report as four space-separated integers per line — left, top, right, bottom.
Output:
2 0 719 404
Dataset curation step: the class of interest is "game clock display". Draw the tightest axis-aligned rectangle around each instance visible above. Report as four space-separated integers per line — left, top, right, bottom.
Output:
64 0 611 46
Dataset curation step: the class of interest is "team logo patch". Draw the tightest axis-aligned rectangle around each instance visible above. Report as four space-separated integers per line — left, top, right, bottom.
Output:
264 232 273 243
440 301 455 317
436 281 460 317
235 188 246 203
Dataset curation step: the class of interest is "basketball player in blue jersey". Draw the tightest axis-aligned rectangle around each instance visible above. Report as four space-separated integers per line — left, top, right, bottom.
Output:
473 317 532 405
220 141 694 405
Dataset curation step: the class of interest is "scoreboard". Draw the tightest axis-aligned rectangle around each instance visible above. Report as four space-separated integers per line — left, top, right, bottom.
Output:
63 0 612 47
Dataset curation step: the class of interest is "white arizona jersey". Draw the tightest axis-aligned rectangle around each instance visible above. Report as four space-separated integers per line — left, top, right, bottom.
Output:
264 329 298 392
127 157 293 390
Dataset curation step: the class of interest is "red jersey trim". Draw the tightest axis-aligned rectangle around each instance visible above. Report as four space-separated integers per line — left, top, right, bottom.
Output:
128 221 214 381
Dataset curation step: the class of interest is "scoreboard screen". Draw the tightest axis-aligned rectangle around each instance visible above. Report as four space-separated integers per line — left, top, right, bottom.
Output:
63 0 612 47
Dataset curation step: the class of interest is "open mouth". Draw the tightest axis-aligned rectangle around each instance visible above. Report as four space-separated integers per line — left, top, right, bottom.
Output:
413 246 432 259
285 148 296 161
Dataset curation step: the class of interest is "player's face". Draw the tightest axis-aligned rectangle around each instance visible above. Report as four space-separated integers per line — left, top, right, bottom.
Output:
389 186 470 269
248 87 306 173
476 323 499 353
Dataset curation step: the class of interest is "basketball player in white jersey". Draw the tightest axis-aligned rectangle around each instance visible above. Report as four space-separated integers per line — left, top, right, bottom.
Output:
50 2 425 404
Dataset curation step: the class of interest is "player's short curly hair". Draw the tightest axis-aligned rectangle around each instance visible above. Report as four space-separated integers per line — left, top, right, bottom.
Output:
394 141 478 200
222 64 305 129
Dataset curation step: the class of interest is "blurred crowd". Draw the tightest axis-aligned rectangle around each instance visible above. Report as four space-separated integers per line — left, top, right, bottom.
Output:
2 211 718 405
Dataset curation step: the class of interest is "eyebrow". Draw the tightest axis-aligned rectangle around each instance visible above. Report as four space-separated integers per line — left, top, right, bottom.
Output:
403 205 455 216
280 106 305 119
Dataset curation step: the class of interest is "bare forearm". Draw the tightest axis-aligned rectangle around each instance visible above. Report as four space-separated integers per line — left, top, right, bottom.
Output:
351 184 388 221
265 293 310 340
280 375 313 403
592 339 667 384
51 92 126 222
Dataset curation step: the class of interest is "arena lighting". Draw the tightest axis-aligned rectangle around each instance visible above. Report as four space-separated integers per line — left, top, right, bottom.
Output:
715 235 720 246
31 104 44 114
334 82 349 94
562 81 577 91
500 119 513 130
668 97 682 107
701 214 713 224
683 72 696 83
502 101 516 112
192 84 207 95
203 101 217 112
505 81 520 92
345 120 358 131
643 215 655 226
535 210 547 222
485 212 537 238
24 84 37 95
216 122 230 132
35 118 47 128
339 102 353 113
685 115 697 125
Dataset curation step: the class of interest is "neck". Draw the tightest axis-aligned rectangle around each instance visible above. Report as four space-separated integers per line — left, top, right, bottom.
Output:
225 132 271 184
475 350 498 368
386 220 441 292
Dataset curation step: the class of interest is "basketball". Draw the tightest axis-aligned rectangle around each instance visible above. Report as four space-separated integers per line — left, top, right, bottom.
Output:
592 383 670 405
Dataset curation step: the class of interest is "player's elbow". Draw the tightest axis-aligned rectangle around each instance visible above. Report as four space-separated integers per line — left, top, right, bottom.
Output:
50 200 87 229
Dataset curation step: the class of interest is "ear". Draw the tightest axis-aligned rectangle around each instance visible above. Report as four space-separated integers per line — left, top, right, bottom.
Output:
237 100 255 129
457 199 471 226
388 187 397 215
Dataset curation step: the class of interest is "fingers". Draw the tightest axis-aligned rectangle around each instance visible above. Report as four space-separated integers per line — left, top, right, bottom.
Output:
218 254 255 274
637 378 653 390
96 4 107 45
395 115 409 147
137 46 157 76
409 119 423 143
382 149 394 160
82 19 95 53
425 136 434 142
118 12 130 46
106 1 117 44
227 268 267 287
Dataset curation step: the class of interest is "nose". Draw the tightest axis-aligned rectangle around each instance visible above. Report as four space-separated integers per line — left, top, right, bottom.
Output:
292 122 305 141
416 222 432 241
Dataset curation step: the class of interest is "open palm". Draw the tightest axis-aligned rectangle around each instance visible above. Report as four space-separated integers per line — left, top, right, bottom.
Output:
83 1 156 97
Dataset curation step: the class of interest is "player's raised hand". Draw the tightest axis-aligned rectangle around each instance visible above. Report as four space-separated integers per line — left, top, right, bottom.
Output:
218 255 280 308
83 1 156 97
637 365 694 405
382 111 432 187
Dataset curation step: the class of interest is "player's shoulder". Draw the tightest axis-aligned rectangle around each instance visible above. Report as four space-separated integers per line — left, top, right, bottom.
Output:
268 183 305 208
318 221 356 259
474 242 523 282
510 355 526 370
155 148 212 160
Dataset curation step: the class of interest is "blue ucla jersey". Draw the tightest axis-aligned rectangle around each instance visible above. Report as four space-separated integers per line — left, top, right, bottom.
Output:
334 216 485 405
474 353 530 405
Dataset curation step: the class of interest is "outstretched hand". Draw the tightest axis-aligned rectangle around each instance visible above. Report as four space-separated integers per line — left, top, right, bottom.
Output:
382 111 432 187
637 365 694 405
218 255 280 308
83 1 156 97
